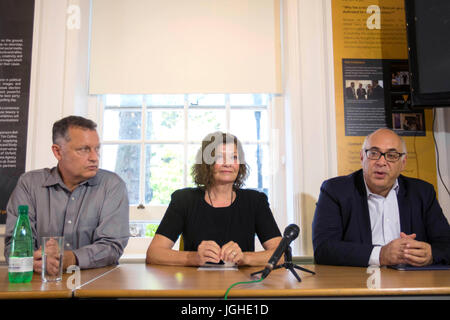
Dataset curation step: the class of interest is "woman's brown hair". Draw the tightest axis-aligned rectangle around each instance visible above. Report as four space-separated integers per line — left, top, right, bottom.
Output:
191 132 249 190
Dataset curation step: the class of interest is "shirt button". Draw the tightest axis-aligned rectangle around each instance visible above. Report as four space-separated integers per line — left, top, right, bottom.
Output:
66 243 71 247
67 220 72 224
71 197 75 201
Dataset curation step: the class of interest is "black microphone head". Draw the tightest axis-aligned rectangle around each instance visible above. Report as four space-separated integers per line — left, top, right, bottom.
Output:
283 224 300 240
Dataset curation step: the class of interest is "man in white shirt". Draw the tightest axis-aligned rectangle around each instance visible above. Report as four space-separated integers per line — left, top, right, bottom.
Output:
312 128 450 267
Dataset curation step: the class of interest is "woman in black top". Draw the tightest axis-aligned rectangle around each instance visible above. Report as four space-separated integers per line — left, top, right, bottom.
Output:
146 132 282 266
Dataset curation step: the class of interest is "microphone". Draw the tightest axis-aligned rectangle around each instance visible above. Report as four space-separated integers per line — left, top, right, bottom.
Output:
260 224 299 279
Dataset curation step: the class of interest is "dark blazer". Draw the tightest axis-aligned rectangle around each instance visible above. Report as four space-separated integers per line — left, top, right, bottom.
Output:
312 169 450 267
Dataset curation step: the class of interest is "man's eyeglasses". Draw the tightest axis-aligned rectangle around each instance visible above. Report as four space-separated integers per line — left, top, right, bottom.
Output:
364 149 405 162
75 146 101 156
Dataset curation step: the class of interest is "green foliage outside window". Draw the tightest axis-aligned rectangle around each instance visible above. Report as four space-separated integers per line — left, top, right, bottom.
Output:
145 223 159 237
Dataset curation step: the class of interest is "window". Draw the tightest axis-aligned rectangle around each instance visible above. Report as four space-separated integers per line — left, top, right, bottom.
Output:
99 94 273 238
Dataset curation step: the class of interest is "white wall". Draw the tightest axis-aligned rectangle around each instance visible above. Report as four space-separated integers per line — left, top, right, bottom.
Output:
282 0 337 255
27 0 93 171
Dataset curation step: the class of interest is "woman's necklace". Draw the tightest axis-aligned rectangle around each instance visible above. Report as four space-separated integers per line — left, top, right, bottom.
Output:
208 189 234 207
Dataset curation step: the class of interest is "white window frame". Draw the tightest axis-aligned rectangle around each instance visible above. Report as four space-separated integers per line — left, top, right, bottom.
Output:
97 94 277 225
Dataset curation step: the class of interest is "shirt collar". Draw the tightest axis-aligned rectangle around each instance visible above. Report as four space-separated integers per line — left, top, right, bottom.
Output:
43 166 99 189
363 176 399 198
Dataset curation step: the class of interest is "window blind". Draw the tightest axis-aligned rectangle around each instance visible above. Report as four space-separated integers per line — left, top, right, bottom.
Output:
89 0 281 94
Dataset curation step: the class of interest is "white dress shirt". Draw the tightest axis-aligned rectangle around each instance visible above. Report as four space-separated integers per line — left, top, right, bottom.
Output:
365 179 401 266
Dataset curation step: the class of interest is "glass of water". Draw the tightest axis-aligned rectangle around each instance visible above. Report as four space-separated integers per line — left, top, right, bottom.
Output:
41 236 64 282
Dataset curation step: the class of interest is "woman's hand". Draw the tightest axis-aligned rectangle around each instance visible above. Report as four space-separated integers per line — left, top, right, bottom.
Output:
220 241 245 265
197 240 245 265
197 240 222 264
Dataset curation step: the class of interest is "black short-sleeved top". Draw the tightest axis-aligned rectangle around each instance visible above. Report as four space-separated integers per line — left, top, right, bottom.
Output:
156 188 281 252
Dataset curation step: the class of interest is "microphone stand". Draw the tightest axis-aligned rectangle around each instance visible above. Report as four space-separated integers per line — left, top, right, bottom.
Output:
251 246 316 282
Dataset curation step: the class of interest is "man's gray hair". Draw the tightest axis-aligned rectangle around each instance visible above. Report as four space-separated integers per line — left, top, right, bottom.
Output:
52 115 97 144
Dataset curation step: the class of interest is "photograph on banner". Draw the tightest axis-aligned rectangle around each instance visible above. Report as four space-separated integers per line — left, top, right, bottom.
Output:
386 60 425 136
342 59 387 137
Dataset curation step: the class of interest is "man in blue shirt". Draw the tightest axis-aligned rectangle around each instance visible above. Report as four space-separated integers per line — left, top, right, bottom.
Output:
312 128 450 267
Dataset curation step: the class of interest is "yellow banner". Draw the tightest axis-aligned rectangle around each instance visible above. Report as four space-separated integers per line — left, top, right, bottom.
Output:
332 0 437 189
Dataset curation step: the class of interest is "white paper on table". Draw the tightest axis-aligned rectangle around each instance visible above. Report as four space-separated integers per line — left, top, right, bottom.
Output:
197 261 238 271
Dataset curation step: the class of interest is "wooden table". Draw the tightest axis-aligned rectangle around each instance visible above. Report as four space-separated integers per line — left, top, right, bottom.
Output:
73 263 450 299
0 265 117 299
